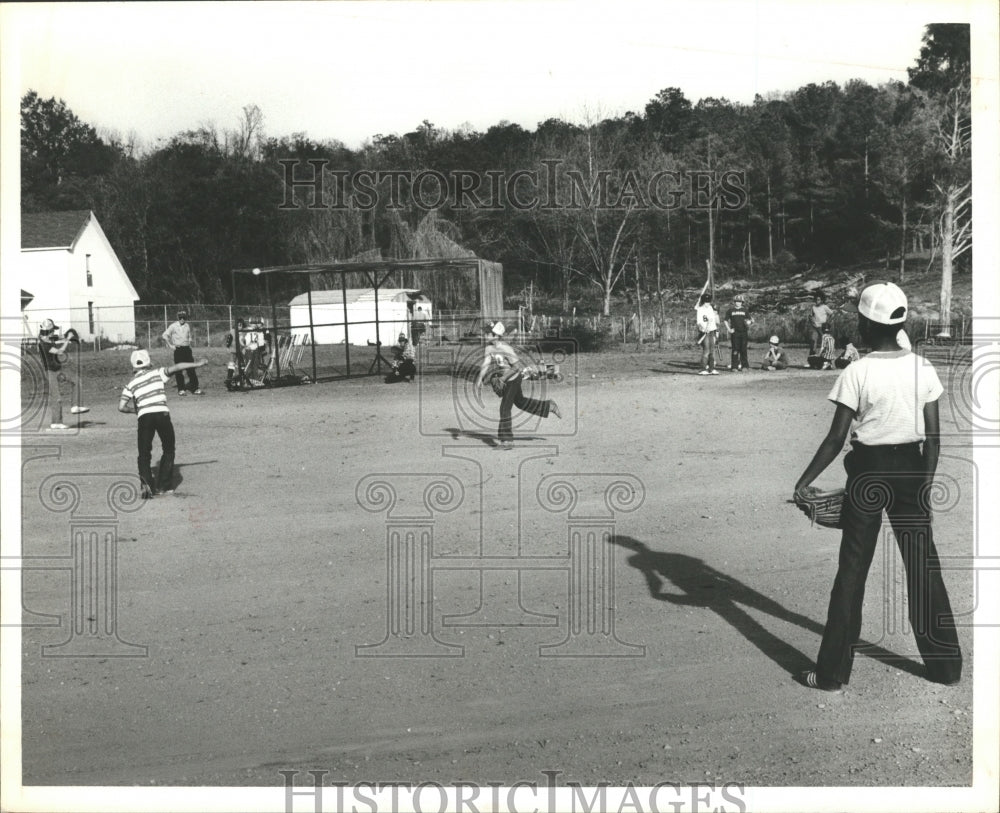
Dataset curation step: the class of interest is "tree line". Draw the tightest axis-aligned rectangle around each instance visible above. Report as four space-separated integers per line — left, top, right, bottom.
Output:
21 24 970 323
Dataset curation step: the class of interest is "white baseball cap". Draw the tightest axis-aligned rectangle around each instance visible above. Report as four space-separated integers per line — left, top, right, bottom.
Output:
130 349 151 369
852 282 908 325
491 322 506 337
769 335 780 345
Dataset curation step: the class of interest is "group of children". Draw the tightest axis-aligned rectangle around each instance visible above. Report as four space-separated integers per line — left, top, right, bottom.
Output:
695 289 861 373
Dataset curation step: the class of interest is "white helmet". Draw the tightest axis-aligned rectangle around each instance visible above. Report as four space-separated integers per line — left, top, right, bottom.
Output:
131 349 151 369
491 322 506 337
769 335 780 345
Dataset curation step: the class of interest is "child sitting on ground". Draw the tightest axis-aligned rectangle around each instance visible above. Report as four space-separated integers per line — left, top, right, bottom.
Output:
761 335 789 370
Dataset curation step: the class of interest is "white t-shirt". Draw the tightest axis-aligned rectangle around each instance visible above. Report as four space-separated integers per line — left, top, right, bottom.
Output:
695 304 719 332
828 350 943 444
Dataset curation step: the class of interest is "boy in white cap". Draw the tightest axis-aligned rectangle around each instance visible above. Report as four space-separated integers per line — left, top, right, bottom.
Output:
118 349 208 497
37 318 89 429
761 335 789 370
793 282 961 692
474 322 561 449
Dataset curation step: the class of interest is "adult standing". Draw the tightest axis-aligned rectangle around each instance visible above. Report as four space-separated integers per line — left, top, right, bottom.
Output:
810 292 835 354
724 295 752 372
37 318 89 430
162 311 201 395
474 322 561 450
412 304 430 345
695 293 720 375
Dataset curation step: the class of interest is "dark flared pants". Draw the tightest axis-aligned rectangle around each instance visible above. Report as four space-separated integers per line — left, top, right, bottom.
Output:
816 442 962 685
173 346 199 392
498 376 551 442
730 332 749 369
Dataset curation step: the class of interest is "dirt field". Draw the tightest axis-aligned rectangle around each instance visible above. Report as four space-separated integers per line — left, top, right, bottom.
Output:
14 341 977 798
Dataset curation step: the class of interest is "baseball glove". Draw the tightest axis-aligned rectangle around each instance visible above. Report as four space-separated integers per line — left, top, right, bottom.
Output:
794 486 845 529
488 372 506 398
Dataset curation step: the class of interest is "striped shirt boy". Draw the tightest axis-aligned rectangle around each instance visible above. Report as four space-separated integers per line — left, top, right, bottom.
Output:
122 367 172 416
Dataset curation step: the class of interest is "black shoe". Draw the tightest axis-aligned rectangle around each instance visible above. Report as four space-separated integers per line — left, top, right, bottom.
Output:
798 670 843 693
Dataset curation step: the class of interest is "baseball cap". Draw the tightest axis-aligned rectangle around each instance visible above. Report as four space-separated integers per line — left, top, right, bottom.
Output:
131 349 151 369
40 318 55 330
769 335 780 345
491 322 506 337
398 332 407 341
849 282 908 325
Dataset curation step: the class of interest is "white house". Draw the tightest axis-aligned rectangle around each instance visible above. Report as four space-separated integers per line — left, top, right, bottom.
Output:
20 210 139 342
288 288 432 345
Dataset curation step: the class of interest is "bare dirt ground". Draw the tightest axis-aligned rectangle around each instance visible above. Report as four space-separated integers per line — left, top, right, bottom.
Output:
15 341 976 797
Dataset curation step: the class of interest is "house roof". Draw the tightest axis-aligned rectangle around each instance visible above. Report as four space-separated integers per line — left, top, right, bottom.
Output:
21 210 92 250
288 288 427 307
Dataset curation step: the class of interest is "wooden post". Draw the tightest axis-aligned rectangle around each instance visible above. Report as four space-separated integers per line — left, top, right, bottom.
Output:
635 252 643 350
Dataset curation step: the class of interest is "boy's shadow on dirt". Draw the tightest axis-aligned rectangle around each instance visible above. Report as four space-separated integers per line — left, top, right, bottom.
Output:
446 428 499 447
612 535 923 679
445 428 549 447
154 459 218 492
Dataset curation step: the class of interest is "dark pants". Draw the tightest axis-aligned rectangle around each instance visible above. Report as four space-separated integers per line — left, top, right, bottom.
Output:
816 442 962 685
173 346 198 391
730 332 749 369
137 412 176 493
385 359 416 383
498 375 551 442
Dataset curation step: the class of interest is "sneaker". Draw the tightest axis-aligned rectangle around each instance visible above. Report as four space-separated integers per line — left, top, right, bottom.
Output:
48 423 69 430
192 389 203 395
500 441 515 451
698 370 710 376
736 366 743 372
70 406 90 414
798 670 843 693
710 370 720 375
178 390 189 396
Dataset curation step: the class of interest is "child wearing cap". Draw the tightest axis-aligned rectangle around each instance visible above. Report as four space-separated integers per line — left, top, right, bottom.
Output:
385 332 416 383
793 281 962 692
474 322 561 450
37 318 89 429
724 296 752 371
118 349 208 497
162 311 201 394
761 335 789 370
695 293 721 375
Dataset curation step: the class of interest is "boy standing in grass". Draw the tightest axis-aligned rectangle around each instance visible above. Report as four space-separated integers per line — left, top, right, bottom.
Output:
119 349 208 497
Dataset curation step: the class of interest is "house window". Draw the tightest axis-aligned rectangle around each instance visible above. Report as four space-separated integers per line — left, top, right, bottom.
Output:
88 302 95 335
86 254 93 287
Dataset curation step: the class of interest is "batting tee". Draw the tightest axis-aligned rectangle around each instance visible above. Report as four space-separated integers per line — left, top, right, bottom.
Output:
230 257 504 382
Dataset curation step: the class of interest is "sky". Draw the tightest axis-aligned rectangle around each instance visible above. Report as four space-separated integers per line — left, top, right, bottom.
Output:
1 0 981 149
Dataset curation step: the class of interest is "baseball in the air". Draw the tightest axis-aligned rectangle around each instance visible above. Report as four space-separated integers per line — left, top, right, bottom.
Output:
252 267 261 275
